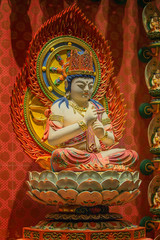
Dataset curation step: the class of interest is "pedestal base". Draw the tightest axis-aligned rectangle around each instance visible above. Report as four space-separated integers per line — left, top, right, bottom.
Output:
21 208 146 240
22 227 146 240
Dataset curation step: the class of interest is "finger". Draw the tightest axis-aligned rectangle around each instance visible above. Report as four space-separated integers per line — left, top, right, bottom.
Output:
93 125 99 130
92 109 97 114
93 122 101 126
92 109 97 113
89 108 96 113
92 122 98 127
93 124 102 129
92 121 97 126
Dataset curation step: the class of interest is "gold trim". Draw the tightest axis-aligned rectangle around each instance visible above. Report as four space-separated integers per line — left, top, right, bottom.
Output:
25 89 54 152
69 101 87 117
42 66 46 71
49 114 64 123
102 118 111 125
29 105 47 111
68 70 95 76
48 86 53 91
150 101 160 104
100 131 108 141
78 120 88 131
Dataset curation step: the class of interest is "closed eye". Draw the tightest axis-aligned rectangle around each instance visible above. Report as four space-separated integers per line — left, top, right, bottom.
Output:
89 84 93 89
78 84 85 89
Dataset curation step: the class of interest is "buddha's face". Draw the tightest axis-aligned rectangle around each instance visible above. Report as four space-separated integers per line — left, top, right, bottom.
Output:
70 77 94 103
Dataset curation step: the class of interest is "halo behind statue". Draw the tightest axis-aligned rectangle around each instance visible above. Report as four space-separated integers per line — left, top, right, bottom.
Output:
11 4 126 169
36 36 100 101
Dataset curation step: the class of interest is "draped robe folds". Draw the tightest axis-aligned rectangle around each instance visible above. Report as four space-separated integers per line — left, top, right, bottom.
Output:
42 102 138 172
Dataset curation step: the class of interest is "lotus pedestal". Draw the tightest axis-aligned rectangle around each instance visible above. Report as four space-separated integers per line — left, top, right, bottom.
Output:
21 170 145 240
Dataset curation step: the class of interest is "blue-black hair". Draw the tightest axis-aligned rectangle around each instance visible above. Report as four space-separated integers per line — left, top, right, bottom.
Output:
53 74 96 109
52 96 69 108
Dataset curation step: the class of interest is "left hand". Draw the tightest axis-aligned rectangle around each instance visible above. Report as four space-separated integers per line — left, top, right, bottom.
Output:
91 120 104 139
92 120 104 129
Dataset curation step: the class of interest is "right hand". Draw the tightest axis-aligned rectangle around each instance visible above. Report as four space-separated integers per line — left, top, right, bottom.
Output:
84 104 97 126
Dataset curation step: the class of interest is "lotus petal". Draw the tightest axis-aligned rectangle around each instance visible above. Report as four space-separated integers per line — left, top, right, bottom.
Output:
77 171 102 184
76 191 102 206
39 170 57 183
27 191 46 205
128 189 140 202
132 171 139 183
40 191 65 205
109 192 132 205
133 179 142 190
117 180 134 192
31 189 41 199
101 179 119 190
38 180 58 191
57 189 78 204
102 190 119 205
101 171 119 180
30 179 39 189
26 181 32 191
77 180 102 192
27 170 141 207
29 171 40 181
119 171 132 183
56 179 78 189
58 171 77 181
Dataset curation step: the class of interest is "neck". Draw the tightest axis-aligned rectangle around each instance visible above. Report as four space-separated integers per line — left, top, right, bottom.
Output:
71 98 89 108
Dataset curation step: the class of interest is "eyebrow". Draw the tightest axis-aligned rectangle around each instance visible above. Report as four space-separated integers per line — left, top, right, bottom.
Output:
76 80 93 84
76 81 85 84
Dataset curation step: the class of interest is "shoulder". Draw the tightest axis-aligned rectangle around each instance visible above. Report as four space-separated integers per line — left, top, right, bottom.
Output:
50 100 69 125
51 98 69 115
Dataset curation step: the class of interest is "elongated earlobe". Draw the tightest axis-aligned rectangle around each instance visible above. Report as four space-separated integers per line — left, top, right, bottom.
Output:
66 92 70 100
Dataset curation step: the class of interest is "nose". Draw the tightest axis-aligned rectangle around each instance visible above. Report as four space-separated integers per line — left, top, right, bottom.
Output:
84 84 89 91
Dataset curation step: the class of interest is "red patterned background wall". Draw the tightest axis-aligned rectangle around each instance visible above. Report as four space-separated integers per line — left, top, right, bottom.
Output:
0 0 159 239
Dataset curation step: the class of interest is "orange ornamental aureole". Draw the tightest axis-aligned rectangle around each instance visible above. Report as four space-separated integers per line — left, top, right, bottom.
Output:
10 5 145 240
11 4 128 167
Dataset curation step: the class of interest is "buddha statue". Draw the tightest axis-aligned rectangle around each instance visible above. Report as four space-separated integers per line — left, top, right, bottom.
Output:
149 12 160 33
42 50 138 172
152 127 160 148
151 69 160 90
10 6 146 238
153 187 160 209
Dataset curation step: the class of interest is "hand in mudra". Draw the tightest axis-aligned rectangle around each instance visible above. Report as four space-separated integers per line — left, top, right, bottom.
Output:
84 105 97 126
